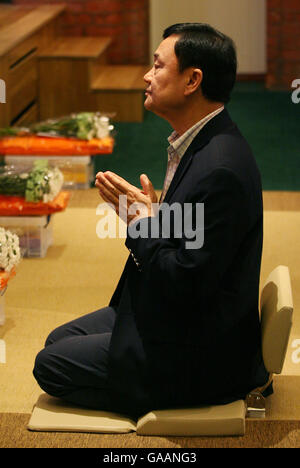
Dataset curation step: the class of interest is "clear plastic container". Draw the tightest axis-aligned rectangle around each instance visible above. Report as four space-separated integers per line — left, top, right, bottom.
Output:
4 155 94 189
0 215 53 257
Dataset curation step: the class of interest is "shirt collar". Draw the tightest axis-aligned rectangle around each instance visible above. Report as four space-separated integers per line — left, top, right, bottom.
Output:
167 106 224 161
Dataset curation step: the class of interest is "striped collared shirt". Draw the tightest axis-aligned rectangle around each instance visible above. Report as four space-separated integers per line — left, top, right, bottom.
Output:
159 106 224 203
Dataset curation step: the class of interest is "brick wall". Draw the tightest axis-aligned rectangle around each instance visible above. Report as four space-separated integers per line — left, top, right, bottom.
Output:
267 0 300 89
12 0 150 65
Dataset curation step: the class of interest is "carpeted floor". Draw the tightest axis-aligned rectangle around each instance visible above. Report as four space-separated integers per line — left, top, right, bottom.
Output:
0 189 299 448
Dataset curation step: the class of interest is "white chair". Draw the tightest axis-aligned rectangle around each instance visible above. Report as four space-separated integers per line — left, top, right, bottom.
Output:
28 265 294 437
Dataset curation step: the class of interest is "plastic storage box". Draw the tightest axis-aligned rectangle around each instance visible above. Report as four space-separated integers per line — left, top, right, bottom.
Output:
5 155 94 189
0 215 53 258
0 295 5 326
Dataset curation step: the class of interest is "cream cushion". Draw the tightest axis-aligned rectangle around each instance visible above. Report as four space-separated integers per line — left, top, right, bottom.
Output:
28 393 246 436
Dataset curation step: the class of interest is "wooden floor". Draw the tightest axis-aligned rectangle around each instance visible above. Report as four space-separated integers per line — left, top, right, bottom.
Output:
263 191 300 211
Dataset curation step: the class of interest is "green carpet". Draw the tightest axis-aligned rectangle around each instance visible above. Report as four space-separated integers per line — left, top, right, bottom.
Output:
228 82 300 191
94 83 300 191
93 111 171 190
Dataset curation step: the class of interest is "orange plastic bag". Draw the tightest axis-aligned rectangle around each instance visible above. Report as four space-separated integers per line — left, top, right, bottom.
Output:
0 191 70 216
0 267 16 291
0 136 114 155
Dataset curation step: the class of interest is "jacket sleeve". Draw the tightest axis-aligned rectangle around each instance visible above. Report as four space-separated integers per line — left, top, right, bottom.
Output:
125 167 248 298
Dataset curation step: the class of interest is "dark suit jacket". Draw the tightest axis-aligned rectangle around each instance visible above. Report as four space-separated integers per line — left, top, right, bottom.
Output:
107 108 269 417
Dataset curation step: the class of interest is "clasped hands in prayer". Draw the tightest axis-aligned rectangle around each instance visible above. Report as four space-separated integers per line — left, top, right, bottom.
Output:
95 171 158 225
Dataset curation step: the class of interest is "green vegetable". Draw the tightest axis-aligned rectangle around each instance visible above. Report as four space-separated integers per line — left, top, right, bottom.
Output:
0 127 23 137
25 160 51 202
0 167 28 196
0 160 52 202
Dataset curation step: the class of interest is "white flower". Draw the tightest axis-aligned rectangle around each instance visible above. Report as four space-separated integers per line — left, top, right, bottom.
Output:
94 115 111 139
42 167 64 203
0 227 21 272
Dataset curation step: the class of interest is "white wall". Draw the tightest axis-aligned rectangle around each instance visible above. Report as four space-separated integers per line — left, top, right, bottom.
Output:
150 0 266 74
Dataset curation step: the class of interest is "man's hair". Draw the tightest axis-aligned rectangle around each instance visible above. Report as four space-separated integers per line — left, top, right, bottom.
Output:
163 23 237 103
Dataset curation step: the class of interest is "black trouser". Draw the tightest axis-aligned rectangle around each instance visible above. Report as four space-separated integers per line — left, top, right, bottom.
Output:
33 307 117 411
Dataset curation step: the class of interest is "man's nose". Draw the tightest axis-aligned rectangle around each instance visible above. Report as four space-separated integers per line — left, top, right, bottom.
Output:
144 67 153 83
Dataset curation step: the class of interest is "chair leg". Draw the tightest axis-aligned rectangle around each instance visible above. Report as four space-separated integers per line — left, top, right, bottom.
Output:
245 373 274 418
246 390 266 418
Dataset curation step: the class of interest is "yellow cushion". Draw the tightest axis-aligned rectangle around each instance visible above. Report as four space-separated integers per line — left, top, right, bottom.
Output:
137 400 246 436
260 265 293 374
28 393 136 434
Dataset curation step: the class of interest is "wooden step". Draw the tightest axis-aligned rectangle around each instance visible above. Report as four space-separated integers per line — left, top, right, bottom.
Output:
91 64 149 91
38 37 112 120
38 36 112 60
38 36 149 122
91 65 149 122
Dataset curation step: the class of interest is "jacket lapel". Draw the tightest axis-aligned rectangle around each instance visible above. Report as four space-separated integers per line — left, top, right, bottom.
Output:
162 108 235 204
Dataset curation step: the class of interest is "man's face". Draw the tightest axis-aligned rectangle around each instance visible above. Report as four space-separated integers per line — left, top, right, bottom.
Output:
144 35 187 119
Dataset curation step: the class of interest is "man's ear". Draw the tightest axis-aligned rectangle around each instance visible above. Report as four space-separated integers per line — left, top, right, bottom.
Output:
184 68 203 96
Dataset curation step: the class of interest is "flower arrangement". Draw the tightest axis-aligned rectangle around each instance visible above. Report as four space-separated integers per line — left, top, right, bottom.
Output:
0 112 114 141
0 113 114 156
0 227 21 292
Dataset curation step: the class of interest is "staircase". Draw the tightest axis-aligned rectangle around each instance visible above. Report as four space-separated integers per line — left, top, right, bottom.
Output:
38 36 149 122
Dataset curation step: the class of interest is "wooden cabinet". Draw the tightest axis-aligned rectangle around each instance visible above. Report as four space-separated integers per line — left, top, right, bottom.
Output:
0 4 65 127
